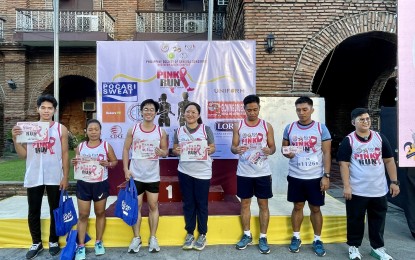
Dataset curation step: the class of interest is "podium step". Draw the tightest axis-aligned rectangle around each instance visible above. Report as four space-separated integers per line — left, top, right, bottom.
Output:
117 175 225 202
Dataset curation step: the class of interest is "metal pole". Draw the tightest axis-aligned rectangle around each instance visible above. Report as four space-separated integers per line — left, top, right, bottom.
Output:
208 0 213 41
53 0 60 122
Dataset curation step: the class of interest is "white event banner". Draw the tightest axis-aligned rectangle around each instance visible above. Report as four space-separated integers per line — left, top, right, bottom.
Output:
97 41 256 159
16 122 49 143
398 0 415 167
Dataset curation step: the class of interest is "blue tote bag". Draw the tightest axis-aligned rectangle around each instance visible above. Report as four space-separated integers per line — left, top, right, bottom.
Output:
60 230 91 260
115 178 138 226
53 190 78 236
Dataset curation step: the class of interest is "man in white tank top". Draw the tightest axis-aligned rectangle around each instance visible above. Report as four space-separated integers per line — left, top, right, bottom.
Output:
231 95 276 254
122 99 168 254
282 96 331 257
12 94 69 259
338 108 400 260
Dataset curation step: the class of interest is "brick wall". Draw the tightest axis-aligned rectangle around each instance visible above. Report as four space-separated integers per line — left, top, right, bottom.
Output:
225 0 397 95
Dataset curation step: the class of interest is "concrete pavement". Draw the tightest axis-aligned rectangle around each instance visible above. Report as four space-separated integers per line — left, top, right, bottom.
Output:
0 201 413 260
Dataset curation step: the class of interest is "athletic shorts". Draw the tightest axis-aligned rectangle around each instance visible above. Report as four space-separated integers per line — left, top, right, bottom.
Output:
287 175 325 206
76 179 110 202
237 175 273 199
133 180 160 195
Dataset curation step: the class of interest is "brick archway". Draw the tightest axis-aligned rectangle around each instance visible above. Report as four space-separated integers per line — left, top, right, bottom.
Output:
368 69 397 130
292 11 397 92
27 65 96 118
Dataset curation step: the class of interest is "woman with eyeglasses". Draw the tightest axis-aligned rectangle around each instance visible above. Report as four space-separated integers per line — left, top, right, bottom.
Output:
173 101 215 251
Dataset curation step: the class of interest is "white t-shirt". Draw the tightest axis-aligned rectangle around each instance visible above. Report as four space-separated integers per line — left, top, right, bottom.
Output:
78 141 109 181
24 122 63 187
236 119 272 177
348 130 388 197
177 124 213 180
285 121 327 179
129 123 162 183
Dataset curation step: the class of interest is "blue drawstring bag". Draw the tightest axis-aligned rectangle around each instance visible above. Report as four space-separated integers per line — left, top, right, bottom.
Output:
60 230 91 260
115 178 138 226
53 190 78 236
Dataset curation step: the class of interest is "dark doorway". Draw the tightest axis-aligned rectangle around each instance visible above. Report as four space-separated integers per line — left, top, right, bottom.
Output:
312 32 397 153
44 75 96 135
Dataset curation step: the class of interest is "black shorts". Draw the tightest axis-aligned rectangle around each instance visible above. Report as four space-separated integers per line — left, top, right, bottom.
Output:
287 175 325 206
76 180 110 202
237 175 273 199
133 180 160 196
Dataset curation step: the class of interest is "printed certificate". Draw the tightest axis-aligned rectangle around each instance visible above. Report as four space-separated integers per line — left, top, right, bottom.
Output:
132 140 160 160
16 122 49 143
282 146 304 154
74 156 104 182
180 140 208 161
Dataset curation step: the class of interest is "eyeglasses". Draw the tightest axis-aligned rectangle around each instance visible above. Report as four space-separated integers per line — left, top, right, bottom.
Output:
142 108 155 112
357 117 371 123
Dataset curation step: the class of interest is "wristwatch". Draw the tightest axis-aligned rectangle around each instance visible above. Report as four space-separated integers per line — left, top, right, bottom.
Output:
390 180 400 186
323 173 331 178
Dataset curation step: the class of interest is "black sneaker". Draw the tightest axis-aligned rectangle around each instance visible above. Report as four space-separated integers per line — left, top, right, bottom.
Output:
49 242 60 256
26 243 43 259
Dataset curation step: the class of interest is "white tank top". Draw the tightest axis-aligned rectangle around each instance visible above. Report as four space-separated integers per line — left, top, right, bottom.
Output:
287 121 324 179
348 130 388 197
24 122 63 187
78 141 109 181
177 124 213 180
236 119 271 177
130 123 162 183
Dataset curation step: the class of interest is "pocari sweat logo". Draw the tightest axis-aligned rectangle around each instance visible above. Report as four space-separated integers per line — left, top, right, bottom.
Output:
102 82 138 102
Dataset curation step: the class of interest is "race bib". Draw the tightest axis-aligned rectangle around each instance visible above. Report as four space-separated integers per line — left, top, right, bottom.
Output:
16 122 49 143
241 149 267 168
132 139 160 160
297 155 320 170
74 156 104 182
180 140 208 161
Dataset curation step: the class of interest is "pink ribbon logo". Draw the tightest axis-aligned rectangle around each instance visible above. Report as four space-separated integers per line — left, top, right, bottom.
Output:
179 67 194 92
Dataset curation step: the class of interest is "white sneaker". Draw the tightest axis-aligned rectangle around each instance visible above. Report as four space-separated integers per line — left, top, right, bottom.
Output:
349 246 362 260
370 247 393 260
128 237 142 253
148 236 160 253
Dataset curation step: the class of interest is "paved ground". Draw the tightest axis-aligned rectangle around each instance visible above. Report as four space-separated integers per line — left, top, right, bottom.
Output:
0 160 414 259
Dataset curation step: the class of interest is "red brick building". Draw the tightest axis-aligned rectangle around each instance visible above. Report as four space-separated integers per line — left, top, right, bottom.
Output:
0 0 397 155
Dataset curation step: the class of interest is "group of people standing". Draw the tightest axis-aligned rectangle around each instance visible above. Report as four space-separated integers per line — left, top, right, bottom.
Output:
11 94 400 260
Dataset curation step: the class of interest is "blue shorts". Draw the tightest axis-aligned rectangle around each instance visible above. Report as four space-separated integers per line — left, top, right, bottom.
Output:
287 175 325 206
237 175 273 199
133 180 160 196
76 179 110 202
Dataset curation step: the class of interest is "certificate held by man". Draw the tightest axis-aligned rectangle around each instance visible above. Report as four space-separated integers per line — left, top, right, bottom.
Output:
74 156 104 182
16 122 49 143
132 139 160 160
180 140 208 161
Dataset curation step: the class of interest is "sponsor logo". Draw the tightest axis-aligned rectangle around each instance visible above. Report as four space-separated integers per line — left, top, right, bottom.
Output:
63 212 74 223
215 121 237 132
127 103 143 123
157 67 193 93
110 125 123 139
98 193 104 199
122 200 131 216
207 101 246 119
213 88 245 94
101 82 138 102
102 103 125 122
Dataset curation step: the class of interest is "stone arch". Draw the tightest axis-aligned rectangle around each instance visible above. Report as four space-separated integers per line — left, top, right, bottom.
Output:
26 65 96 118
292 11 397 92
368 69 397 130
